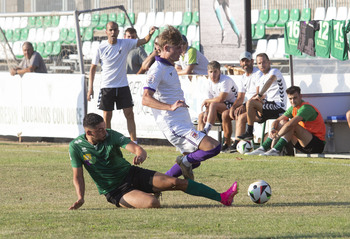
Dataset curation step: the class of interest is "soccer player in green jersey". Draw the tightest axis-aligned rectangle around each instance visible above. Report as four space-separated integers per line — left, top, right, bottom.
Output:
68 113 238 209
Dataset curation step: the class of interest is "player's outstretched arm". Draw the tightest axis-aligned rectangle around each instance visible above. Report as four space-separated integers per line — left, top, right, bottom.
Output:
69 167 85 210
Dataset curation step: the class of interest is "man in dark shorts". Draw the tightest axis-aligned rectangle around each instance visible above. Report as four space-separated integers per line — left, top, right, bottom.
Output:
68 113 238 209
237 53 287 142
87 21 156 144
247 86 326 156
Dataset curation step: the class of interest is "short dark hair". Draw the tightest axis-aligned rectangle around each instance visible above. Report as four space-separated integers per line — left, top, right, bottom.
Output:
125 27 137 35
83 113 104 128
23 41 33 50
256 53 270 61
207 61 221 70
286 86 301 95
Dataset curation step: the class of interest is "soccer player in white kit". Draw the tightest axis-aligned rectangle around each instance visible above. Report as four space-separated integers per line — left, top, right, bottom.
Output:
142 26 221 180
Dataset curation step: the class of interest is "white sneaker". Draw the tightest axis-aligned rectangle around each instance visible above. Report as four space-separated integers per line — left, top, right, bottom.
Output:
262 148 281 156
245 147 266 155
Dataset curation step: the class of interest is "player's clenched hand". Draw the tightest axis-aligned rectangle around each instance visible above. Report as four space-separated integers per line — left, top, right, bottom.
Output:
171 100 189 111
87 89 93 102
69 198 84 210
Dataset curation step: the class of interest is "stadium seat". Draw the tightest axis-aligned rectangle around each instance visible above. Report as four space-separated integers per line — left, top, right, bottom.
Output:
151 28 159 40
5 29 13 42
83 27 93 41
192 11 199 25
155 12 165 27
13 41 23 58
90 13 99 28
58 15 68 29
36 16 44 28
251 9 259 25
300 8 311 21
90 41 100 57
146 12 156 27
192 41 200 51
82 41 91 59
253 23 265 39
253 39 267 59
35 28 44 42
13 28 21 42
135 12 146 27
79 13 90 28
325 6 337 20
186 24 197 44
52 15 60 27
65 28 76 44
27 28 37 42
0 17 5 29
36 42 45 56
127 13 135 25
12 17 21 29
337 6 348 20
276 9 289 27
314 7 326 21
20 17 28 28
257 9 269 24
265 39 278 58
20 28 29 41
144 40 154 55
140 25 150 38
290 9 300 21
116 12 125 26
178 25 188 36
4 17 13 30
43 28 52 42
27 16 36 28
173 11 183 26
182 11 192 26
164 11 174 26
108 13 117 23
43 16 52 28
266 9 279 27
96 13 108 30
51 41 61 56
51 28 60 41
31 42 36 51
67 15 76 29
274 37 287 59
59 28 68 42
251 24 255 37
43 41 53 58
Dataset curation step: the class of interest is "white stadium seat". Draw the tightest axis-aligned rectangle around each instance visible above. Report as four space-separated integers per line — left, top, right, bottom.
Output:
186 25 197 45
35 28 44 42
251 9 259 25
140 24 151 39
265 39 278 59
145 12 156 27
135 12 146 27
155 12 165 27
336 7 348 20
43 28 53 42
253 39 267 59
164 12 174 26
51 28 60 41
0 17 5 29
12 17 21 29
20 17 28 28
82 41 91 59
314 7 326 21
274 37 287 59
27 28 37 42
325 6 337 21
4 17 13 30
173 11 183 26
117 26 124 39
83 13 91 27
12 41 23 56
90 41 100 59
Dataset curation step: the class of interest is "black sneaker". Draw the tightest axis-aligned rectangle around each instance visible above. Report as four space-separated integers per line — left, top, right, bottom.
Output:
229 145 237 153
237 132 253 141
221 144 230 153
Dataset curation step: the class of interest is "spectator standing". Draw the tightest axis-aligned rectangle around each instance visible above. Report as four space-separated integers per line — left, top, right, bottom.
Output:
124 27 148 74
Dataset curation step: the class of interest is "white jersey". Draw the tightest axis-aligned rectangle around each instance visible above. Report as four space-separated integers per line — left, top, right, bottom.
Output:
144 57 193 130
240 67 262 101
175 46 209 75
258 68 287 109
207 74 239 103
92 39 137 88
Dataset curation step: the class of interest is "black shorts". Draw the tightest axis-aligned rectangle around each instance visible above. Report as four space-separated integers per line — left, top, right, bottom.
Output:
293 134 325 154
97 86 134 111
104 166 156 207
258 101 285 123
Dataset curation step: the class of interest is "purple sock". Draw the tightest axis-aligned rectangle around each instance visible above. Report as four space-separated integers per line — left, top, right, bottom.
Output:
186 144 221 163
165 162 201 177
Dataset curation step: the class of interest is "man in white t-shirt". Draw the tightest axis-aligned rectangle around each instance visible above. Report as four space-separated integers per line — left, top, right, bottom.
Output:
221 51 262 152
198 61 239 136
237 53 287 141
142 26 223 181
88 21 156 144
175 35 209 75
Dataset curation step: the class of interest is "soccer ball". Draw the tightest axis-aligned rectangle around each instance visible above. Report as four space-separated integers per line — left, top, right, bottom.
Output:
236 140 252 154
248 180 272 204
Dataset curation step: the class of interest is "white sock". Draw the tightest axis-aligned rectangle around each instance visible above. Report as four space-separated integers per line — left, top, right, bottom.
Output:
182 155 191 167
204 122 212 133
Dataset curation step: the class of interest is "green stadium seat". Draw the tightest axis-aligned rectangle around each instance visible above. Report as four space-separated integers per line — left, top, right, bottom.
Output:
300 8 311 21
116 12 126 26
178 25 188 35
51 41 61 56
83 27 93 41
96 13 108 30
43 41 53 58
144 40 154 55
65 28 76 44
27 16 36 28
290 8 300 21
253 23 265 39
91 13 99 28
266 9 279 27
127 12 135 25
151 29 159 41
257 9 269 24
191 11 199 25
36 42 45 56
20 28 29 41
32 42 37 51
13 28 21 42
43 16 52 28
36 16 44 28
5 29 13 42
59 28 68 42
109 13 117 23
182 11 192 26
276 9 289 27
251 24 255 38
52 15 60 27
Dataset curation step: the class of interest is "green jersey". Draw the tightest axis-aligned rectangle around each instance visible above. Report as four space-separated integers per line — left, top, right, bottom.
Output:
315 21 332 58
330 20 350 61
284 21 302 56
69 129 132 195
